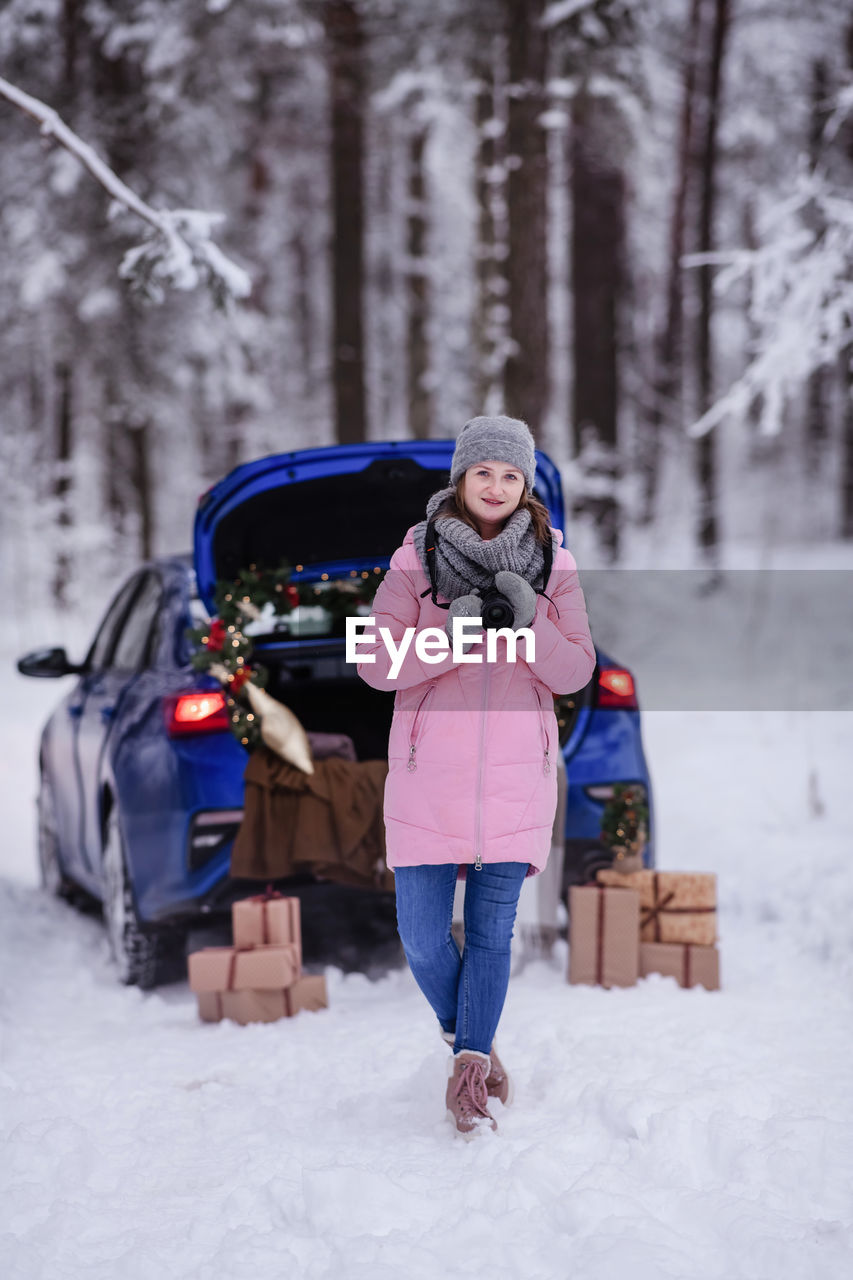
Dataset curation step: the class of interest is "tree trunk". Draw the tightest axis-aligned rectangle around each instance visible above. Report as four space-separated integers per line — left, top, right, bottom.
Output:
739 198 770 452
693 0 732 565
804 58 831 475
841 349 853 539
84 24 160 562
60 0 83 98
54 2 84 604
243 69 273 315
406 124 432 438
291 176 315 400
569 86 626 561
805 366 830 477
325 0 367 443
473 48 507 414
127 420 153 562
638 0 703 525
504 0 549 435
841 22 853 537
52 362 73 610
103 384 123 523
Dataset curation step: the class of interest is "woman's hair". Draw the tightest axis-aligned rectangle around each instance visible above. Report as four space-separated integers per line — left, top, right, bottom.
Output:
433 476 553 544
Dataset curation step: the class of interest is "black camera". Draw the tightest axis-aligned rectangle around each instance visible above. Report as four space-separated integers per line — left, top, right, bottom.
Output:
478 586 515 631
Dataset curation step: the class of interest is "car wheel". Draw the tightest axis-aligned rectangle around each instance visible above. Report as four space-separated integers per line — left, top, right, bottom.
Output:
102 808 170 989
37 773 76 900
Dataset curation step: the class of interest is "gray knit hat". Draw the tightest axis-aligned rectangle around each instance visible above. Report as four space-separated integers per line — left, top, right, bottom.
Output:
450 414 537 491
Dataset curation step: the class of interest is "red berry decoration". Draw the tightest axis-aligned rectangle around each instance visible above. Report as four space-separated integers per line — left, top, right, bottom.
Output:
206 619 227 651
231 666 253 695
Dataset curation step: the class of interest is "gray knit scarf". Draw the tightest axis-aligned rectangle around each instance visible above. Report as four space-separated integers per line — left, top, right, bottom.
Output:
411 486 549 603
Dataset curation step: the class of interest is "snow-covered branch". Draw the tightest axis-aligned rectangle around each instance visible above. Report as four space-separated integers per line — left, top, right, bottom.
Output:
683 170 853 438
542 1 599 29
824 82 853 144
0 75 252 307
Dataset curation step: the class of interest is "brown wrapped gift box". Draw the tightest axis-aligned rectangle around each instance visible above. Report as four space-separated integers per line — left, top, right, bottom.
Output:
568 884 640 988
596 869 717 946
640 942 721 991
188 942 301 993
232 893 302 951
196 975 329 1024
190 892 328 1025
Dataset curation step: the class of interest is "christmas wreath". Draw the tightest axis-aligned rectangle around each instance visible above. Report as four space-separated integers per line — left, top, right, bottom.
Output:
186 561 384 749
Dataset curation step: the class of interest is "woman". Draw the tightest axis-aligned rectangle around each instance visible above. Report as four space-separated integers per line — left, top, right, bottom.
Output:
356 415 595 1138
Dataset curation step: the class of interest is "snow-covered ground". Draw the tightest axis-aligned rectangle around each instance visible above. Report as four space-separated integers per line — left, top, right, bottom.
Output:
2 655 853 1277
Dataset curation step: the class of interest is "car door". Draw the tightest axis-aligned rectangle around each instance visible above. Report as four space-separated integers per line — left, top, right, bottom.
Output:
57 575 143 886
73 573 161 880
80 573 166 880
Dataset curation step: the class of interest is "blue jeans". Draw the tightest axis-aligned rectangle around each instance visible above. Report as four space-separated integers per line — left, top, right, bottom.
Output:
394 862 529 1056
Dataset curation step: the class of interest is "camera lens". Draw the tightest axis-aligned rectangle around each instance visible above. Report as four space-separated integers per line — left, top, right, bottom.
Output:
480 590 514 630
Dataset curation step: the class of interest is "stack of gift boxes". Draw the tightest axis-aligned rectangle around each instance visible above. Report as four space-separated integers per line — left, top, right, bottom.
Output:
568 869 720 991
188 891 328 1024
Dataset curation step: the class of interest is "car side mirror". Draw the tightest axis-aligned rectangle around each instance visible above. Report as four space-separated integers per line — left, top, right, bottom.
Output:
16 647 84 678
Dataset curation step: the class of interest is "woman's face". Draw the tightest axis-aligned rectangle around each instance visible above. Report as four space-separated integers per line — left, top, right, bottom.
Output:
461 460 526 537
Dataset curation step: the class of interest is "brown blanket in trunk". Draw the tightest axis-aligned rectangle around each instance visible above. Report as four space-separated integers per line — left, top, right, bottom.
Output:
230 745 393 891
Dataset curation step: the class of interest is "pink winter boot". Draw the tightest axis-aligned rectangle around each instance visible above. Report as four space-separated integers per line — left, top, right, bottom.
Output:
441 1031 514 1106
446 1051 497 1139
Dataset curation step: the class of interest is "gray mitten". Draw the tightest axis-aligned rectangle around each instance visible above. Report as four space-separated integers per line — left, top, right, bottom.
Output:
445 592 483 650
493 571 537 629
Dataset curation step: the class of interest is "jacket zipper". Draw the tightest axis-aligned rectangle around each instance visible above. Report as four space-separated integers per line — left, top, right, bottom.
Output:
407 684 435 773
532 683 551 776
473 662 491 869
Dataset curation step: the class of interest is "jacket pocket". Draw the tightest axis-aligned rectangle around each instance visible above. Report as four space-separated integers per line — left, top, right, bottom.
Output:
407 683 436 773
531 681 552 776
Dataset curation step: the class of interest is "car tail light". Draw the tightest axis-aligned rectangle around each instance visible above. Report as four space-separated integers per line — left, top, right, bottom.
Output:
597 667 638 710
165 691 230 736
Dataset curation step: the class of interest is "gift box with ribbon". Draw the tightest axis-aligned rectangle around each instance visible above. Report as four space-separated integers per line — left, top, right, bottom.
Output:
639 941 720 991
596 869 717 946
187 942 300 994
188 890 327 1024
232 888 302 950
568 884 640 988
195 975 329 1025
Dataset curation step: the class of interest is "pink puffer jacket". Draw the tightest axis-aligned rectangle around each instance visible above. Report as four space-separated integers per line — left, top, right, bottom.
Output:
356 526 596 875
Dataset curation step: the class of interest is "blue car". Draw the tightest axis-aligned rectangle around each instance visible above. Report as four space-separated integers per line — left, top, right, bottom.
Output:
18 440 654 986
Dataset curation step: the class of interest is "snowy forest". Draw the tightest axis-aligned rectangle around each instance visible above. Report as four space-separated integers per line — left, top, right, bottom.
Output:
2 0 852 629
